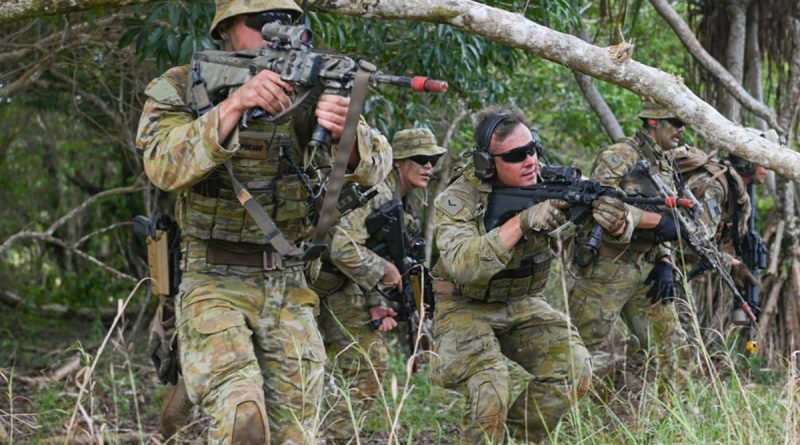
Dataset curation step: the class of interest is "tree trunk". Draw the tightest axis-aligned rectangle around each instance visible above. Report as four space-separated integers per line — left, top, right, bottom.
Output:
721 0 749 123
744 2 766 131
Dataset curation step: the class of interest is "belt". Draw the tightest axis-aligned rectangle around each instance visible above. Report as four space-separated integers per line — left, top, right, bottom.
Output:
597 244 644 263
206 241 304 270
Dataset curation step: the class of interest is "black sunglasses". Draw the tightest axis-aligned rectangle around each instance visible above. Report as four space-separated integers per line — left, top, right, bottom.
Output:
244 11 296 31
492 141 538 163
664 117 685 129
408 154 442 167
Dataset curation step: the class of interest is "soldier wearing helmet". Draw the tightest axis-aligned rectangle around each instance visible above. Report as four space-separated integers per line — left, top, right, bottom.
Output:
311 128 445 443
135 0 392 442
566 99 689 379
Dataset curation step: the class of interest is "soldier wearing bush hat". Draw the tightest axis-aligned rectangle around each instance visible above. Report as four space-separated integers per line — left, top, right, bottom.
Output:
311 127 444 442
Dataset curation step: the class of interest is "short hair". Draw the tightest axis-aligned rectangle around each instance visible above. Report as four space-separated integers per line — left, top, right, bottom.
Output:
474 105 527 152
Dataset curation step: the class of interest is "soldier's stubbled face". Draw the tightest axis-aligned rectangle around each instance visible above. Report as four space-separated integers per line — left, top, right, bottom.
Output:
652 118 685 151
490 123 539 187
395 158 434 194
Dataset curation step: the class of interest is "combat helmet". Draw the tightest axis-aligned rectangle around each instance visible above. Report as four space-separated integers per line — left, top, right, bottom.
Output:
392 128 447 160
210 0 303 39
638 101 677 120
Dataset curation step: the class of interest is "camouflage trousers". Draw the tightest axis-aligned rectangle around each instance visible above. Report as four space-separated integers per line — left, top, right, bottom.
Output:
315 281 389 441
568 255 689 379
430 293 592 445
176 243 325 445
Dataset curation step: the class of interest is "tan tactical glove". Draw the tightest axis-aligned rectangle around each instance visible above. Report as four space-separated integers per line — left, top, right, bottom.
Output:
519 199 569 233
592 196 628 235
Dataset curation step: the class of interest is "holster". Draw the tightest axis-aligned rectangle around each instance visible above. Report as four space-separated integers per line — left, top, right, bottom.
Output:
148 295 180 385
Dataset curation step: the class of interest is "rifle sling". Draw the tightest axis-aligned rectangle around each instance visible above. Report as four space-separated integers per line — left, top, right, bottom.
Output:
308 64 374 249
223 160 303 258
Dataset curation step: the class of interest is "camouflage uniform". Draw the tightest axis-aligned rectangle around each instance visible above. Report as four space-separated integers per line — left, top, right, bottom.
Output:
430 166 592 445
136 58 391 444
567 130 688 378
311 128 445 441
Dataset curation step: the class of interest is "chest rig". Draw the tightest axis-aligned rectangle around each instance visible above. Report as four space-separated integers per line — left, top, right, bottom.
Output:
463 178 552 302
178 119 319 247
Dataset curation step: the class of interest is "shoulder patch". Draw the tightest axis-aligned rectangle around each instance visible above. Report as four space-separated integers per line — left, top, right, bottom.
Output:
607 153 623 169
439 196 464 217
144 66 189 106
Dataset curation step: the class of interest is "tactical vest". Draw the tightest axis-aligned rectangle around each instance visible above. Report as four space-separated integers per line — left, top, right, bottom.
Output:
613 134 678 253
177 118 318 247
460 175 553 302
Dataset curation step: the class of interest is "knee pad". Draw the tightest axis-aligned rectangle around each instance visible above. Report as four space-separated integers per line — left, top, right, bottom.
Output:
231 401 268 445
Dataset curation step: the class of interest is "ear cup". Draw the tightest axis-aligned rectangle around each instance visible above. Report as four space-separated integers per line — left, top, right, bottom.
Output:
471 113 509 181
473 151 496 180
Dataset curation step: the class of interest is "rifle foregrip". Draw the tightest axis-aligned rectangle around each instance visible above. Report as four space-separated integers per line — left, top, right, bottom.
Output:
410 77 448 93
309 125 332 149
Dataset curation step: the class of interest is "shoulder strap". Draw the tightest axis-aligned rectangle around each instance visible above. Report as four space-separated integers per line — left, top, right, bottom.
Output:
303 63 375 260
223 160 303 257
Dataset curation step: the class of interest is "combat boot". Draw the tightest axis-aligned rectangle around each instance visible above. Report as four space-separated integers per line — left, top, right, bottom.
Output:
160 377 194 439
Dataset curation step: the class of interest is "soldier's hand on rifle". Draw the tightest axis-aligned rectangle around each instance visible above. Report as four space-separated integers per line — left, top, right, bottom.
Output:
381 261 403 291
645 259 676 304
654 214 690 242
592 196 628 236
369 306 398 332
519 199 569 233
227 70 293 116
316 94 350 141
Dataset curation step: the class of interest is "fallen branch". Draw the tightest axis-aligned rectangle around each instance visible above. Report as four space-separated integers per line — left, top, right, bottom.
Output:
0 289 145 320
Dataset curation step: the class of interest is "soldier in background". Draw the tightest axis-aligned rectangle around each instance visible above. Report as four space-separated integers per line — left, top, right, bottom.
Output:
136 0 392 442
430 106 592 444
311 128 445 443
567 101 689 380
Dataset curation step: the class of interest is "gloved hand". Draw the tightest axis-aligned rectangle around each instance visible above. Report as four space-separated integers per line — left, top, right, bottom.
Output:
655 214 691 242
592 196 628 235
644 260 676 304
519 199 569 233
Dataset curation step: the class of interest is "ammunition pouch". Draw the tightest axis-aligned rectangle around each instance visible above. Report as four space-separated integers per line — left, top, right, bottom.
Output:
148 296 180 385
461 252 551 302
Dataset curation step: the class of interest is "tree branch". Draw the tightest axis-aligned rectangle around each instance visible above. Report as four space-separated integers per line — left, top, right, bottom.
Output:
573 71 624 141
0 180 144 256
0 0 150 24
313 0 800 181
648 0 781 131
1 0 798 180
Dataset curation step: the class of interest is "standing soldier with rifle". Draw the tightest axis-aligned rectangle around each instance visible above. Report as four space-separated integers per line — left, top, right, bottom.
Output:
667 132 771 347
430 106 592 444
135 0 395 442
311 128 444 443
567 100 689 379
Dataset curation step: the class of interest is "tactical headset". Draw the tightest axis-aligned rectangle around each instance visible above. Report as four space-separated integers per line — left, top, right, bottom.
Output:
472 112 510 181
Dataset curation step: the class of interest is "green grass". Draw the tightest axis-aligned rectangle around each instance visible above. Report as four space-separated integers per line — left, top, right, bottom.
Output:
2 303 799 444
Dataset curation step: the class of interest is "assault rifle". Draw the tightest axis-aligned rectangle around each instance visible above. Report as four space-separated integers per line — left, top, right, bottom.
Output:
484 162 695 267
733 182 767 324
188 21 448 146
365 199 434 372
641 163 759 325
